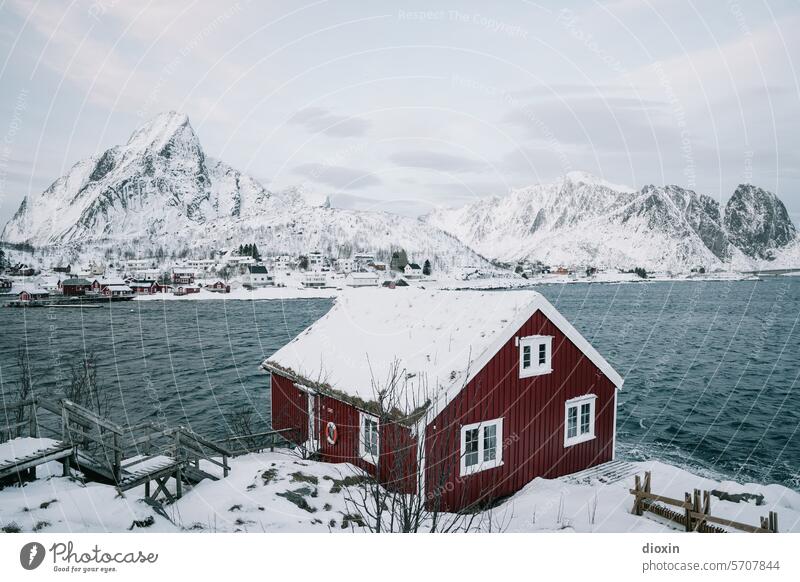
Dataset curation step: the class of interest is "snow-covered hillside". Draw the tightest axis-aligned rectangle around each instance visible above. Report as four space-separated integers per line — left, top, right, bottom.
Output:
1 112 489 272
426 172 799 272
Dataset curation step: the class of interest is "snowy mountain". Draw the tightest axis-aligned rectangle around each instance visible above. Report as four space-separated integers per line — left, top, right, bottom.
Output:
426 172 798 271
1 112 488 271
724 184 797 260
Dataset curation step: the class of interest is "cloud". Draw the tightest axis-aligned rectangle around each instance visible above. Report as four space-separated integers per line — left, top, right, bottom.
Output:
293 163 381 189
327 192 433 217
502 94 675 155
389 151 489 173
289 107 371 137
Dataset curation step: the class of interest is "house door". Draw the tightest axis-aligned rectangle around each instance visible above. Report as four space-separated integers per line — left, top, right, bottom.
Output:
307 394 319 453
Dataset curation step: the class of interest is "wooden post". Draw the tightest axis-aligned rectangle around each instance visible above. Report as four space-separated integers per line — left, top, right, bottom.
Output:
644 471 651 494
145 480 151 499
684 492 693 532
175 466 183 499
61 407 69 442
113 433 122 483
769 511 778 533
29 401 39 438
632 475 642 515
692 489 703 531
223 454 229 478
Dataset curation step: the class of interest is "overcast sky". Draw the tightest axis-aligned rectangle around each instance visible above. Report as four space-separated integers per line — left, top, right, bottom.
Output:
1 0 799 226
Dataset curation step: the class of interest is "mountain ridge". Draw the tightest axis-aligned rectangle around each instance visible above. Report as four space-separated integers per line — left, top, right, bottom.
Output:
426 172 798 271
0 112 490 272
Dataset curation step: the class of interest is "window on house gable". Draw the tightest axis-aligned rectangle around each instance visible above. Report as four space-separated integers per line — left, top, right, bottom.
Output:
460 418 503 476
359 412 379 464
564 395 597 447
519 335 552 378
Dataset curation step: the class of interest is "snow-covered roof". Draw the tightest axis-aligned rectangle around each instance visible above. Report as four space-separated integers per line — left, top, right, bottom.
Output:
263 289 623 419
16 285 49 295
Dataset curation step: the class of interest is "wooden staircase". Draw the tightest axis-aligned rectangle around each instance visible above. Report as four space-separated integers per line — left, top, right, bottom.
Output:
0 397 232 504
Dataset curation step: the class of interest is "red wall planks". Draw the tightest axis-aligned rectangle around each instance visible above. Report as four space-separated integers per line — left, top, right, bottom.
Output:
270 373 309 443
271 376 418 494
425 309 616 511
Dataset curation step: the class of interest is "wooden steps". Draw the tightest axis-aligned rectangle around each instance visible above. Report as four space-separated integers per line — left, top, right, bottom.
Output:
0 441 74 481
1 398 237 504
560 460 639 486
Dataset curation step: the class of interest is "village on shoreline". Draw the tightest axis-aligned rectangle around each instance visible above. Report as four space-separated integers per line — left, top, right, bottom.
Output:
0 243 773 306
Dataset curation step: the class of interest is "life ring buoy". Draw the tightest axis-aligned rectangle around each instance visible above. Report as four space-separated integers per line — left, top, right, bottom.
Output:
326 421 338 445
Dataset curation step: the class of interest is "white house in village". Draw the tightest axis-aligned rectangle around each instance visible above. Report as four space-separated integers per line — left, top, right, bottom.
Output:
131 268 161 280
243 265 274 289
272 255 294 273
302 271 327 288
345 272 379 287
404 263 423 279
187 258 217 271
307 251 325 271
226 254 256 266
124 258 158 271
336 258 354 274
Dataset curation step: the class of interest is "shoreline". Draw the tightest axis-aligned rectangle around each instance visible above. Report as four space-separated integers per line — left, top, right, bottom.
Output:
127 273 766 302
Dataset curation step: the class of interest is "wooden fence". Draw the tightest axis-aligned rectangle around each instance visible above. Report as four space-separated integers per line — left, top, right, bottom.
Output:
630 471 778 533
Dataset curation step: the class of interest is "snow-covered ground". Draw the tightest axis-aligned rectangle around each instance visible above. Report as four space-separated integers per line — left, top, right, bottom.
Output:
133 286 339 302
0 437 61 466
1 450 797 533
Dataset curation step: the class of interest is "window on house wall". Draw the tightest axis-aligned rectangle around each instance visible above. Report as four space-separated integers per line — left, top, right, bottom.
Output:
460 418 503 476
519 335 552 378
564 394 597 447
359 412 379 464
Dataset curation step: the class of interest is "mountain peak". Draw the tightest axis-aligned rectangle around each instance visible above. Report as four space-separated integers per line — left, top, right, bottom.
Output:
563 170 635 193
125 111 192 152
724 183 796 259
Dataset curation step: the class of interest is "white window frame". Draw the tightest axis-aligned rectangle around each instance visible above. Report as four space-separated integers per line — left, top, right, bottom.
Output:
518 335 552 378
564 394 597 447
459 417 504 477
359 411 379 465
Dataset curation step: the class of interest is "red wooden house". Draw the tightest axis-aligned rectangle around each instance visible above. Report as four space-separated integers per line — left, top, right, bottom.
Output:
262 289 623 512
128 280 165 295
205 281 230 293
59 277 92 296
18 287 49 302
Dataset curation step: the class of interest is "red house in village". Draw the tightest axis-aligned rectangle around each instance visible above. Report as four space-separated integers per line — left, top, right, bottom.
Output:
262 289 624 512
59 277 92 296
205 281 230 293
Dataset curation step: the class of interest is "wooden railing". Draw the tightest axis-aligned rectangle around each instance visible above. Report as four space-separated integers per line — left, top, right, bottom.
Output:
2 398 237 485
631 471 778 533
221 428 297 455
121 420 232 478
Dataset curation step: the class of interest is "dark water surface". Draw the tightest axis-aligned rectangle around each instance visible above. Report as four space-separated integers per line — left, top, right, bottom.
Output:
1 278 798 489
